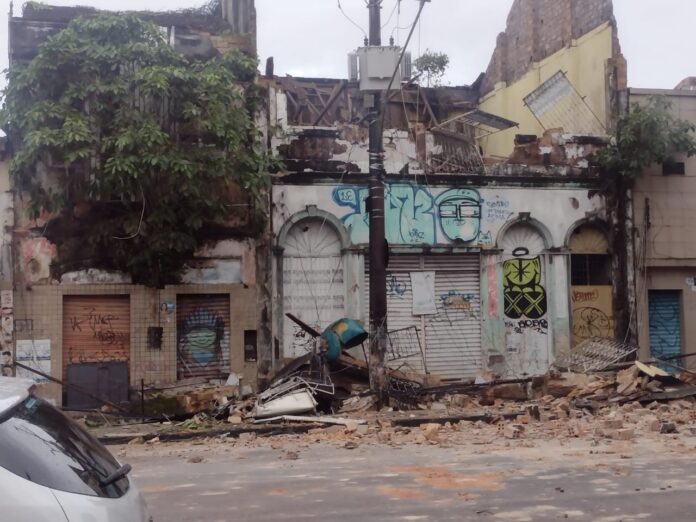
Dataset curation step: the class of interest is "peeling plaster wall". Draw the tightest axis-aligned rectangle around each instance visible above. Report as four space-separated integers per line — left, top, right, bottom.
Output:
272 182 605 376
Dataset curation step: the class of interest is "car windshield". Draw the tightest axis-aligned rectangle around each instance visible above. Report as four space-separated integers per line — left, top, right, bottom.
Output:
0 395 129 498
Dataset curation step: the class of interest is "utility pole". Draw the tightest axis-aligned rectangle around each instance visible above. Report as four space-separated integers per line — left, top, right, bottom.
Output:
366 0 389 404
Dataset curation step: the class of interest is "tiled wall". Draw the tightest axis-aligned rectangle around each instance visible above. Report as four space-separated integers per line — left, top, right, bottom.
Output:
13 283 258 405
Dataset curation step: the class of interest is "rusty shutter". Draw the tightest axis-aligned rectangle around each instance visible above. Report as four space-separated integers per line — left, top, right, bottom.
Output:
177 294 231 380
63 295 131 378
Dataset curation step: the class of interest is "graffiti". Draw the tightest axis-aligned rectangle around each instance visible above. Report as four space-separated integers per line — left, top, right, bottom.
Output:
178 307 225 367
572 288 600 303
440 290 476 310
387 274 407 297
435 188 481 242
506 318 548 335
483 199 513 222
503 252 547 320
70 308 128 348
332 183 482 245
572 307 612 341
292 324 318 354
478 231 493 246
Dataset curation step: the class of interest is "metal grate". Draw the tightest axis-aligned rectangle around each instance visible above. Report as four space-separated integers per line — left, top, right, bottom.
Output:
553 337 638 373
523 71 605 135
387 326 426 373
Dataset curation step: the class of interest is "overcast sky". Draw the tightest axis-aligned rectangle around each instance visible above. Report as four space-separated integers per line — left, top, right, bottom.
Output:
1 0 695 91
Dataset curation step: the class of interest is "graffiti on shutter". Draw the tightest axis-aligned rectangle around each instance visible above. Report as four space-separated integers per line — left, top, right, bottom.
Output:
63 295 130 378
177 294 230 379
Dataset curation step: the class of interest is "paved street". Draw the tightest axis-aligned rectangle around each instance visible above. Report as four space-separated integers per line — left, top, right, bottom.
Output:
124 433 696 521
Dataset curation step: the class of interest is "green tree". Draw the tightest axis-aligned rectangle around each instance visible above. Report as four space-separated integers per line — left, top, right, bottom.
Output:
413 49 449 87
595 96 696 177
1 12 273 286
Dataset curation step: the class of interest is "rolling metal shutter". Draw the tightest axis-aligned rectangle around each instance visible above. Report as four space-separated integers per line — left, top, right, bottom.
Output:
365 255 425 374
648 290 682 360
63 295 130 376
423 255 482 379
177 294 231 380
365 254 482 379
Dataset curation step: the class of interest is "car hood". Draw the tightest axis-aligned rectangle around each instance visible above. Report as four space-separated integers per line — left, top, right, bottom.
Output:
52 481 150 522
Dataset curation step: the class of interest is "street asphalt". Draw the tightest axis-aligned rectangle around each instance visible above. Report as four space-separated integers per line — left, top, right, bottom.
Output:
125 435 696 521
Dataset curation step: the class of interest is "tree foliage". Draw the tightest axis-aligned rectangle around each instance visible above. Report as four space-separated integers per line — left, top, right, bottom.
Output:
1 12 273 286
413 49 449 87
595 96 696 179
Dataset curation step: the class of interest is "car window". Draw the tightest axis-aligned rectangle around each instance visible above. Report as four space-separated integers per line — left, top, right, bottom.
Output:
0 396 129 498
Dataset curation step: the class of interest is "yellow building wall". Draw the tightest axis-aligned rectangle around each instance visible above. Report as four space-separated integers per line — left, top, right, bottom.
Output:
478 22 614 159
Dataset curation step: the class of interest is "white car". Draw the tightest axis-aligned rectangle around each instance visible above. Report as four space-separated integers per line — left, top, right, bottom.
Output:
0 377 152 521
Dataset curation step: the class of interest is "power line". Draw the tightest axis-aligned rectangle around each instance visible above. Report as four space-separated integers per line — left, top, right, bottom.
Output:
337 0 368 40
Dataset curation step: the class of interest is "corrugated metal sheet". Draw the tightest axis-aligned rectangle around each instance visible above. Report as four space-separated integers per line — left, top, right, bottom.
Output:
648 290 682 360
366 254 482 380
63 295 130 378
177 294 231 379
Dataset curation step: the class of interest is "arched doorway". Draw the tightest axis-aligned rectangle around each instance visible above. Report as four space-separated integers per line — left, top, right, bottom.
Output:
568 224 613 345
281 218 345 358
500 222 550 376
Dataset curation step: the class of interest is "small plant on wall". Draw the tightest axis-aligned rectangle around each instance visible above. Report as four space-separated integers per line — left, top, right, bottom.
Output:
1 12 276 286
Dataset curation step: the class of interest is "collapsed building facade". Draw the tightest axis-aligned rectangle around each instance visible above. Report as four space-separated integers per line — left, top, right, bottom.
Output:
11 0 688 408
267 0 627 380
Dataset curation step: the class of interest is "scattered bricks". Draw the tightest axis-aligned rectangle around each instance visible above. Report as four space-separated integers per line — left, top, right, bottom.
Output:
615 429 634 441
504 424 525 439
421 423 442 443
492 383 528 401
324 425 344 436
568 420 587 438
603 419 624 429
516 414 531 425
450 394 473 408
659 422 678 434
238 432 257 443
356 424 370 436
377 430 393 444
648 419 662 432
344 421 360 433
227 414 243 425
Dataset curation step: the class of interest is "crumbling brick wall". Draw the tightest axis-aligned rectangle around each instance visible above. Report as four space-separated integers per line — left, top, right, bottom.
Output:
481 0 615 95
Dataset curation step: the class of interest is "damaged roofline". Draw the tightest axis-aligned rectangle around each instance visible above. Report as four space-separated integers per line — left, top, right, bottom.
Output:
272 171 604 188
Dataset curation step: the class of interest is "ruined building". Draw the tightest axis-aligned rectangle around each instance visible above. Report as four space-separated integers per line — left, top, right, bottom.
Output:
268 0 627 380
4 0 265 406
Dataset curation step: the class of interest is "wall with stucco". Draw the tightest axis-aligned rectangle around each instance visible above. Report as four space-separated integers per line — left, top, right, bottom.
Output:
272 181 605 377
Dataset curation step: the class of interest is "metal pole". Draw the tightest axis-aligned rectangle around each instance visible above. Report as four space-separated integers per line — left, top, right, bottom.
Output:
367 0 388 404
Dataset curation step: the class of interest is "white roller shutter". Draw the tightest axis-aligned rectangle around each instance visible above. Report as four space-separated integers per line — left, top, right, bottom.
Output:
423 255 482 379
365 254 482 379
